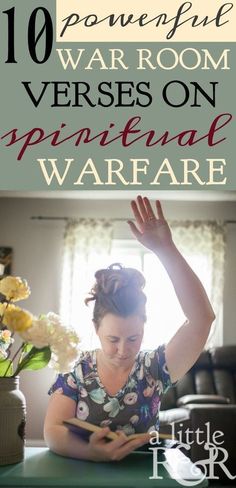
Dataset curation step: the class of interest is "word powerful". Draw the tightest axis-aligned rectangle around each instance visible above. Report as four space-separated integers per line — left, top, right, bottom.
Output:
60 2 233 40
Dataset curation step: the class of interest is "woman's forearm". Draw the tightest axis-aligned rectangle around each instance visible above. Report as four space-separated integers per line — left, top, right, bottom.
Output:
155 243 215 325
44 424 91 460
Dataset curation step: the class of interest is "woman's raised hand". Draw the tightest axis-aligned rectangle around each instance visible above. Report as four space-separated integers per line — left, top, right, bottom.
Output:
128 196 173 254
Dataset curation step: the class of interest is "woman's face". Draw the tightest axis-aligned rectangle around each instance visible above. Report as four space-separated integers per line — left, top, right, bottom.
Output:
96 313 144 368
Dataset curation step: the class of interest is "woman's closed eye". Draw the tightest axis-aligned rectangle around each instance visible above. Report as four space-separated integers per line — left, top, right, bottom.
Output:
107 337 119 343
107 336 138 343
128 336 139 342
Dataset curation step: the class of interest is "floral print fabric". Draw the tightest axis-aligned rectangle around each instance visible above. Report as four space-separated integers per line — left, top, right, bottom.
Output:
48 344 172 435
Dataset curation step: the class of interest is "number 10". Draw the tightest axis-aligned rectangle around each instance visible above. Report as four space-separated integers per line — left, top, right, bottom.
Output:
3 7 53 63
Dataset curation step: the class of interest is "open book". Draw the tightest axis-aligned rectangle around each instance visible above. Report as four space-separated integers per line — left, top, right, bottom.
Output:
63 417 175 442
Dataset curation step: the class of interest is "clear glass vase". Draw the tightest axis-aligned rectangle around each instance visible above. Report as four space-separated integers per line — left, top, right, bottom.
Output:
0 376 26 465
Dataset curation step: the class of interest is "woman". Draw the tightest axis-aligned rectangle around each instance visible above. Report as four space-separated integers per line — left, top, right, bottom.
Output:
44 196 215 462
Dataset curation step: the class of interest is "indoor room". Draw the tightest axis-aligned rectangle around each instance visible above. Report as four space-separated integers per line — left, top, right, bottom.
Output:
0 190 236 485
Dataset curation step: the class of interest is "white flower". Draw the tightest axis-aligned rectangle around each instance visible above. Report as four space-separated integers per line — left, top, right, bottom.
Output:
49 343 79 373
46 313 80 373
20 316 50 348
19 311 80 372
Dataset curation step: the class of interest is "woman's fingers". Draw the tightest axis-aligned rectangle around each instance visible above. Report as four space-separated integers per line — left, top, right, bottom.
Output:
108 432 130 449
90 427 110 443
91 429 129 449
131 196 155 226
143 197 157 220
130 197 166 246
127 220 142 240
90 428 151 462
113 435 150 461
155 200 165 221
131 199 144 228
132 196 161 224
137 195 149 221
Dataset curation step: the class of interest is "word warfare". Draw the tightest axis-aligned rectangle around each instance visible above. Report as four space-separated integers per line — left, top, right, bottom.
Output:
36 157 227 187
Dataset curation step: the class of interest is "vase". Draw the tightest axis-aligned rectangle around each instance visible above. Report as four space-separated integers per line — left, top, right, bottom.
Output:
0 376 26 466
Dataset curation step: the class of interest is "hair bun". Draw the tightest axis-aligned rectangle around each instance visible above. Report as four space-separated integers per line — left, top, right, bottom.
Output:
85 263 147 323
95 263 145 295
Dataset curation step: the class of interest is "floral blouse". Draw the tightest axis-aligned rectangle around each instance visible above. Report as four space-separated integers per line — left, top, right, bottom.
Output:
49 344 172 436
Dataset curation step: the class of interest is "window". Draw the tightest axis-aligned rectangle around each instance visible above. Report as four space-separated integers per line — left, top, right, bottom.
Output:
62 239 213 350
60 219 225 350
110 240 212 348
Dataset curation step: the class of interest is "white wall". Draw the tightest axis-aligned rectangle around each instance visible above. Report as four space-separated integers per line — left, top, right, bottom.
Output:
0 196 236 441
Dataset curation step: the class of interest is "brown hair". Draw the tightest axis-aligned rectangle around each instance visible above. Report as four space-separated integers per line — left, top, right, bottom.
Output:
85 263 147 328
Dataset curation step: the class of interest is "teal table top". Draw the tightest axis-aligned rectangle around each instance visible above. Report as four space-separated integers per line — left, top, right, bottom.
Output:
0 447 208 487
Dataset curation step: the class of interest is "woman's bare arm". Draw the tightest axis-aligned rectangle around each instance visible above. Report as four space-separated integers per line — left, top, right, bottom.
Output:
44 394 91 460
154 242 215 382
44 393 149 461
128 195 215 383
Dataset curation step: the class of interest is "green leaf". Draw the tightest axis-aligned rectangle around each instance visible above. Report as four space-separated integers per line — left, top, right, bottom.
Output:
14 346 51 375
18 343 33 363
0 359 13 377
22 343 33 354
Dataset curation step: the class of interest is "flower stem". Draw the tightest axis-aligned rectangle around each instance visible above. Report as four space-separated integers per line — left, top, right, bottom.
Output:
3 342 24 377
13 346 35 376
0 300 10 329
0 314 4 330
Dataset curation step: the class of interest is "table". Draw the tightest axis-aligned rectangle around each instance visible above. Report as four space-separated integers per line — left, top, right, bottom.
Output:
0 447 208 487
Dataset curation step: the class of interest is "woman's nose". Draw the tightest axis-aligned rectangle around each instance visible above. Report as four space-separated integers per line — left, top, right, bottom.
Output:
117 342 129 357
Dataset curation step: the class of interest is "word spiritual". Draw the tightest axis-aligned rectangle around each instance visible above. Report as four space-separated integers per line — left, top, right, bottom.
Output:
60 2 233 40
0 113 231 161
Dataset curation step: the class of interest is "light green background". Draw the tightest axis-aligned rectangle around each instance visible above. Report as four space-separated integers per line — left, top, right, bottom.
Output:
0 0 235 190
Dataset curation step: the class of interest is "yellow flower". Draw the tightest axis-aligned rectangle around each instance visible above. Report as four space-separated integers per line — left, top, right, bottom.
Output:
0 302 7 317
0 276 31 302
3 307 33 332
0 302 16 317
